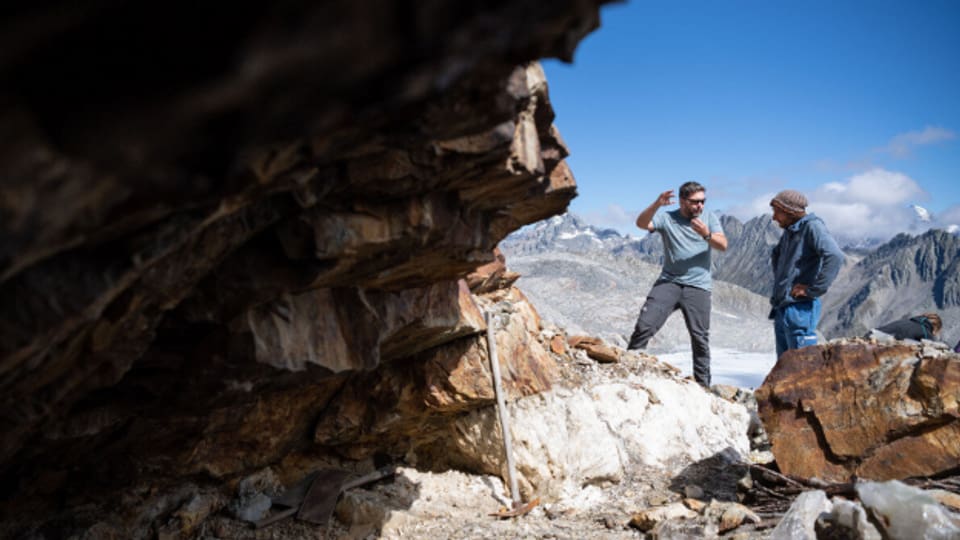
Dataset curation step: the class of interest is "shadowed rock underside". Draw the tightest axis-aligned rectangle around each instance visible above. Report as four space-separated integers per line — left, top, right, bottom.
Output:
0 1 610 535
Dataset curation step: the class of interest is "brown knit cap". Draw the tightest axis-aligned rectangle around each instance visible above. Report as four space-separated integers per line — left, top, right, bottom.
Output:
770 189 808 215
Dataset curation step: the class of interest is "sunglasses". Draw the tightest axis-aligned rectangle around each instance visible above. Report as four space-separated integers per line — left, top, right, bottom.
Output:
685 198 706 205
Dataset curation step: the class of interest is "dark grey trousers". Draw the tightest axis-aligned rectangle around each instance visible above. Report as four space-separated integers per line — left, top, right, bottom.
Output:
627 281 712 386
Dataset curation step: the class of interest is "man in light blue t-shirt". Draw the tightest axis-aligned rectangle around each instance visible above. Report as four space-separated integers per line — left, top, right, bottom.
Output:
627 181 727 387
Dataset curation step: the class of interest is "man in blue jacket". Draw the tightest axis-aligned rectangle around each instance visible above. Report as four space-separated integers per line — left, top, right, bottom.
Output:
769 190 844 358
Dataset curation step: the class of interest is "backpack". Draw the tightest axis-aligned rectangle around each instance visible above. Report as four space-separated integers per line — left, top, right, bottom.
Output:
909 316 932 340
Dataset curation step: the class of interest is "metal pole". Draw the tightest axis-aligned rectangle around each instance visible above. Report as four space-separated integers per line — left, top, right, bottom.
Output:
485 310 520 508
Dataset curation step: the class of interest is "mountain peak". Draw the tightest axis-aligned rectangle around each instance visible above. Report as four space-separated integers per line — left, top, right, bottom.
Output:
503 212 636 257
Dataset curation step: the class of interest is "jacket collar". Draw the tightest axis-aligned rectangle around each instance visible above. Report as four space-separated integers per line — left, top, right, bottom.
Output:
786 213 814 232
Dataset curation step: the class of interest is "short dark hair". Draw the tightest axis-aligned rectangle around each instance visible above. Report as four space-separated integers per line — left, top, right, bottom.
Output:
679 181 705 199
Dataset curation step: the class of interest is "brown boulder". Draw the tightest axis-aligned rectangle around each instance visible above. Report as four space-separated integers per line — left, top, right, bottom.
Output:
568 335 620 363
755 340 960 483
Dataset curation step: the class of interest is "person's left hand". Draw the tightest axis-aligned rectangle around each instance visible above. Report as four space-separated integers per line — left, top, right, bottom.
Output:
690 218 709 237
791 283 809 298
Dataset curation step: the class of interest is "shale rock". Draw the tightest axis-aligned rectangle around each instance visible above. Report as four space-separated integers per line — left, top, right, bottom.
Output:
465 247 521 295
0 0 610 535
756 339 960 482
312 286 557 460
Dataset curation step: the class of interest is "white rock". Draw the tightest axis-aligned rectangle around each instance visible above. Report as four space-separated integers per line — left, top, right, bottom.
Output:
825 498 882 540
856 480 960 540
770 490 832 540
506 388 627 498
621 374 750 473
446 369 750 502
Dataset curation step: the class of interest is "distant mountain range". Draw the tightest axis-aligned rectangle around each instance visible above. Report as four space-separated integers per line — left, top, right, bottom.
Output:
501 213 960 351
501 214 776 352
821 229 960 343
502 249 776 353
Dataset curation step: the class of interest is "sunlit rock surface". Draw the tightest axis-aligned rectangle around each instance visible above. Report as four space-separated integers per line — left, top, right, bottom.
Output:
435 349 751 500
756 339 960 483
312 287 558 460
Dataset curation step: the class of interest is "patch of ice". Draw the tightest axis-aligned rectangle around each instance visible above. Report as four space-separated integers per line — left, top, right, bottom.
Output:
656 348 777 389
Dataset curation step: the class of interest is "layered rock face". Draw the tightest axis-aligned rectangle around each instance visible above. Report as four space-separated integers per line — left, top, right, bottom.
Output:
756 339 960 483
0 0 609 530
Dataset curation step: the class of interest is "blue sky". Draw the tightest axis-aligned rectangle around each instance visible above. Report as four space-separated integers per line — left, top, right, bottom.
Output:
544 0 960 239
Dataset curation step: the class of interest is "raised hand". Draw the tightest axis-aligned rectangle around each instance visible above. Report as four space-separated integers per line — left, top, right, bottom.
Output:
655 190 675 207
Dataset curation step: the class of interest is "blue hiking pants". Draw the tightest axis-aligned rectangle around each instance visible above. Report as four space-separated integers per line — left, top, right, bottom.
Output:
773 299 821 358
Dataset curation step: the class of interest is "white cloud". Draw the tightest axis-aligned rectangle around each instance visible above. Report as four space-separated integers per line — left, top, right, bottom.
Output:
582 203 638 232
822 182 846 193
883 126 956 158
737 168 929 240
811 201 915 240
829 168 924 206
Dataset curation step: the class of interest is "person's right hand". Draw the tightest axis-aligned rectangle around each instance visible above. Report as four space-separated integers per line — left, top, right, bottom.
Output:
656 190 675 207
791 283 810 299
